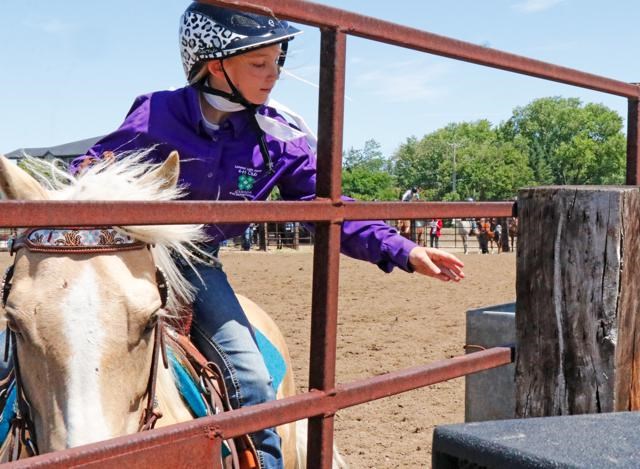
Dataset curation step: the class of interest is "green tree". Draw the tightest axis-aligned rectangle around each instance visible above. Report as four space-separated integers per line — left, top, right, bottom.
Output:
342 139 397 200
499 97 625 184
462 142 534 200
392 120 531 201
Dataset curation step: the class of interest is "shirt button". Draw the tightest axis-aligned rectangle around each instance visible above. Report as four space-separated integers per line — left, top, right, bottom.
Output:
211 135 218 142
207 172 213 178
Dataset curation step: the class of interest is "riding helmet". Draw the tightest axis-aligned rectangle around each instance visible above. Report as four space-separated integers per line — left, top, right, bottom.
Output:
179 2 302 82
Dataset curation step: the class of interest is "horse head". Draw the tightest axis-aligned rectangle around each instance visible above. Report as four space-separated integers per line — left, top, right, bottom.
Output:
0 152 200 453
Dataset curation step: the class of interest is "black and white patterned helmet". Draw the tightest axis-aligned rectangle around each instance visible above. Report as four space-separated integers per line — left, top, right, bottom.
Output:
180 2 302 82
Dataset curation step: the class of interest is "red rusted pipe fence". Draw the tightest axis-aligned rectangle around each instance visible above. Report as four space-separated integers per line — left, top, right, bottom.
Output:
4 348 512 468
0 200 514 227
307 27 346 463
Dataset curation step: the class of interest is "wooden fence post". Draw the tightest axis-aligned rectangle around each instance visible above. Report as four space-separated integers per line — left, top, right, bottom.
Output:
516 186 640 417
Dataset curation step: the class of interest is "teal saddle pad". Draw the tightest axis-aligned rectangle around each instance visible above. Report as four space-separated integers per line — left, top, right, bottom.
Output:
171 327 287 418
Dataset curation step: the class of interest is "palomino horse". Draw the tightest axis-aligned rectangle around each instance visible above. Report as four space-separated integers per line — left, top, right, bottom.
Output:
0 152 345 468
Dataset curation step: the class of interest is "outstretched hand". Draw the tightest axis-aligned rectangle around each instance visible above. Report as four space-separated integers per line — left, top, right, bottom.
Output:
408 247 465 282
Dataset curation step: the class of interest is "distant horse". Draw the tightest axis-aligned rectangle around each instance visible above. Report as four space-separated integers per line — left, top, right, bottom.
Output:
0 152 346 467
397 219 411 240
414 221 425 246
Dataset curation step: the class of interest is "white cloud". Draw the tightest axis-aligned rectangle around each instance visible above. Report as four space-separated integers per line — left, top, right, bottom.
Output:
513 0 565 13
353 59 450 103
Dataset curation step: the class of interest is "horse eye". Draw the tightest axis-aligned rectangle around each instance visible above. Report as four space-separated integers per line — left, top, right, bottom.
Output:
4 310 22 336
6 319 18 333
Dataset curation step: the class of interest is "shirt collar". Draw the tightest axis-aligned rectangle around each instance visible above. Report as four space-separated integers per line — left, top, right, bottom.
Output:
186 85 256 139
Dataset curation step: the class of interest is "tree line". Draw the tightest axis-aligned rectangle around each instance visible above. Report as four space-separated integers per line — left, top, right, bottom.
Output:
342 96 626 201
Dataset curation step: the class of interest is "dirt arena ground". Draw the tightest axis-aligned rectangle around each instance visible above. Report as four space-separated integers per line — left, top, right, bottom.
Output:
221 247 516 468
0 248 515 468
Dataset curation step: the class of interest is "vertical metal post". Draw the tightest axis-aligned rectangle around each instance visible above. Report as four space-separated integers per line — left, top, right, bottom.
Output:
626 95 640 185
293 222 300 250
307 28 346 469
260 222 268 251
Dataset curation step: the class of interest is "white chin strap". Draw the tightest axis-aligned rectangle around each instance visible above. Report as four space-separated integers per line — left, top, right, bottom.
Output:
202 92 245 112
202 90 317 152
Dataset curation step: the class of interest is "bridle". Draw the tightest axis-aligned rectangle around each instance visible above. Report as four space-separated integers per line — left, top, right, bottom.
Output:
0 227 170 459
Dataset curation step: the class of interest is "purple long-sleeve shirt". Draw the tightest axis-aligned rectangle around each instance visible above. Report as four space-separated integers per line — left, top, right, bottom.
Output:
70 85 417 273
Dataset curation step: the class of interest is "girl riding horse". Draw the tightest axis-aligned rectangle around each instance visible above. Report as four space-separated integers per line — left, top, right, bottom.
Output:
67 3 465 466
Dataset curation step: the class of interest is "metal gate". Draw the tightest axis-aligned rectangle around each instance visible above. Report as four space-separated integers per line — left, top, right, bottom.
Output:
1 0 638 467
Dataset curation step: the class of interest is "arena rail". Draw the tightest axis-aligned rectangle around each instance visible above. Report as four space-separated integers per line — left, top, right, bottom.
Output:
5 348 512 468
1 0 638 467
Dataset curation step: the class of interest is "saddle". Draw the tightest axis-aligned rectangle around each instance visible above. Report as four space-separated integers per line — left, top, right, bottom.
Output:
140 301 262 469
163 327 261 469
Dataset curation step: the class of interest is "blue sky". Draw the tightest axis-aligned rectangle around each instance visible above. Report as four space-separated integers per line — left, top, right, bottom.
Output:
1 1 638 157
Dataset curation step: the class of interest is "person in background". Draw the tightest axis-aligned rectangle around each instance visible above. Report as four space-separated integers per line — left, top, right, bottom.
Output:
455 218 472 254
429 218 443 248
493 219 503 254
402 186 419 202
242 223 255 251
398 186 420 239
478 217 491 254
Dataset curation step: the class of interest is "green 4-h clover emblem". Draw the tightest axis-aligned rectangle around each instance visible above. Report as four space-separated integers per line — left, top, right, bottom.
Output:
238 174 255 191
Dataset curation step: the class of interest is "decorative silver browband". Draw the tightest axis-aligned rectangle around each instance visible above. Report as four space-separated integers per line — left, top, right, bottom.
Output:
10 228 145 254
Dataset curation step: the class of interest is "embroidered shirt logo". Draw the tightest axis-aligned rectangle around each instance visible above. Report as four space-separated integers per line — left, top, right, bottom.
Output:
238 174 255 191
230 165 262 198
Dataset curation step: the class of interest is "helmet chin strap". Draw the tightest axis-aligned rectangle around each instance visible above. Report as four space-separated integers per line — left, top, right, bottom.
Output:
193 63 274 174
202 92 244 113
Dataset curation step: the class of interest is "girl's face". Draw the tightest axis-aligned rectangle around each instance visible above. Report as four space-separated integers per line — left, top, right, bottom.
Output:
209 44 282 105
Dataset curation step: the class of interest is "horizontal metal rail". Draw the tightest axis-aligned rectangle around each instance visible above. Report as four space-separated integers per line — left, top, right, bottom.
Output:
0 200 514 227
5 347 512 468
209 0 640 99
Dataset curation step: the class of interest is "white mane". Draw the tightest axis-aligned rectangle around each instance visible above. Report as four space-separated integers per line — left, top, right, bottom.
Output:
21 150 208 313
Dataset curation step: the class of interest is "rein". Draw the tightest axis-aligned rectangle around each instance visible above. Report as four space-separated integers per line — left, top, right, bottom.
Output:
0 227 170 459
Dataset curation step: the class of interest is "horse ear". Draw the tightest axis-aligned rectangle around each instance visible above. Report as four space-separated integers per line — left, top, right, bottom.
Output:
143 151 180 192
0 155 49 200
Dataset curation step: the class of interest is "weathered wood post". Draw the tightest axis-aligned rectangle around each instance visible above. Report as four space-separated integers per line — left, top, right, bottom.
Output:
515 186 640 417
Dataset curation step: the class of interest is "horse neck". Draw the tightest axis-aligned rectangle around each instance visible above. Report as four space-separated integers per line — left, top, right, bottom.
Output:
155 361 193 427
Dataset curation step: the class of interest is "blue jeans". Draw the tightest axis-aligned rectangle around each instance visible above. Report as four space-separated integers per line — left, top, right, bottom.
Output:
181 256 282 469
242 226 253 251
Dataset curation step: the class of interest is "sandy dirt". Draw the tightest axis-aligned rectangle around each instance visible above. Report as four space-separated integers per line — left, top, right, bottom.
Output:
0 248 515 468
220 248 516 468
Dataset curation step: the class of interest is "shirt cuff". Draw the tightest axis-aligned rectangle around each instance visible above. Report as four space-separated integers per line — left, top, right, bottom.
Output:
378 235 418 273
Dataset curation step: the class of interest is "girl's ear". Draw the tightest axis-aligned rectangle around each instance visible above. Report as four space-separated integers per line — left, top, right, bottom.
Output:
206 60 224 79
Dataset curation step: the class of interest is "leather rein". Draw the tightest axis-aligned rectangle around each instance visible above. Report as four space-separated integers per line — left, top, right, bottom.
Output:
0 228 170 459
